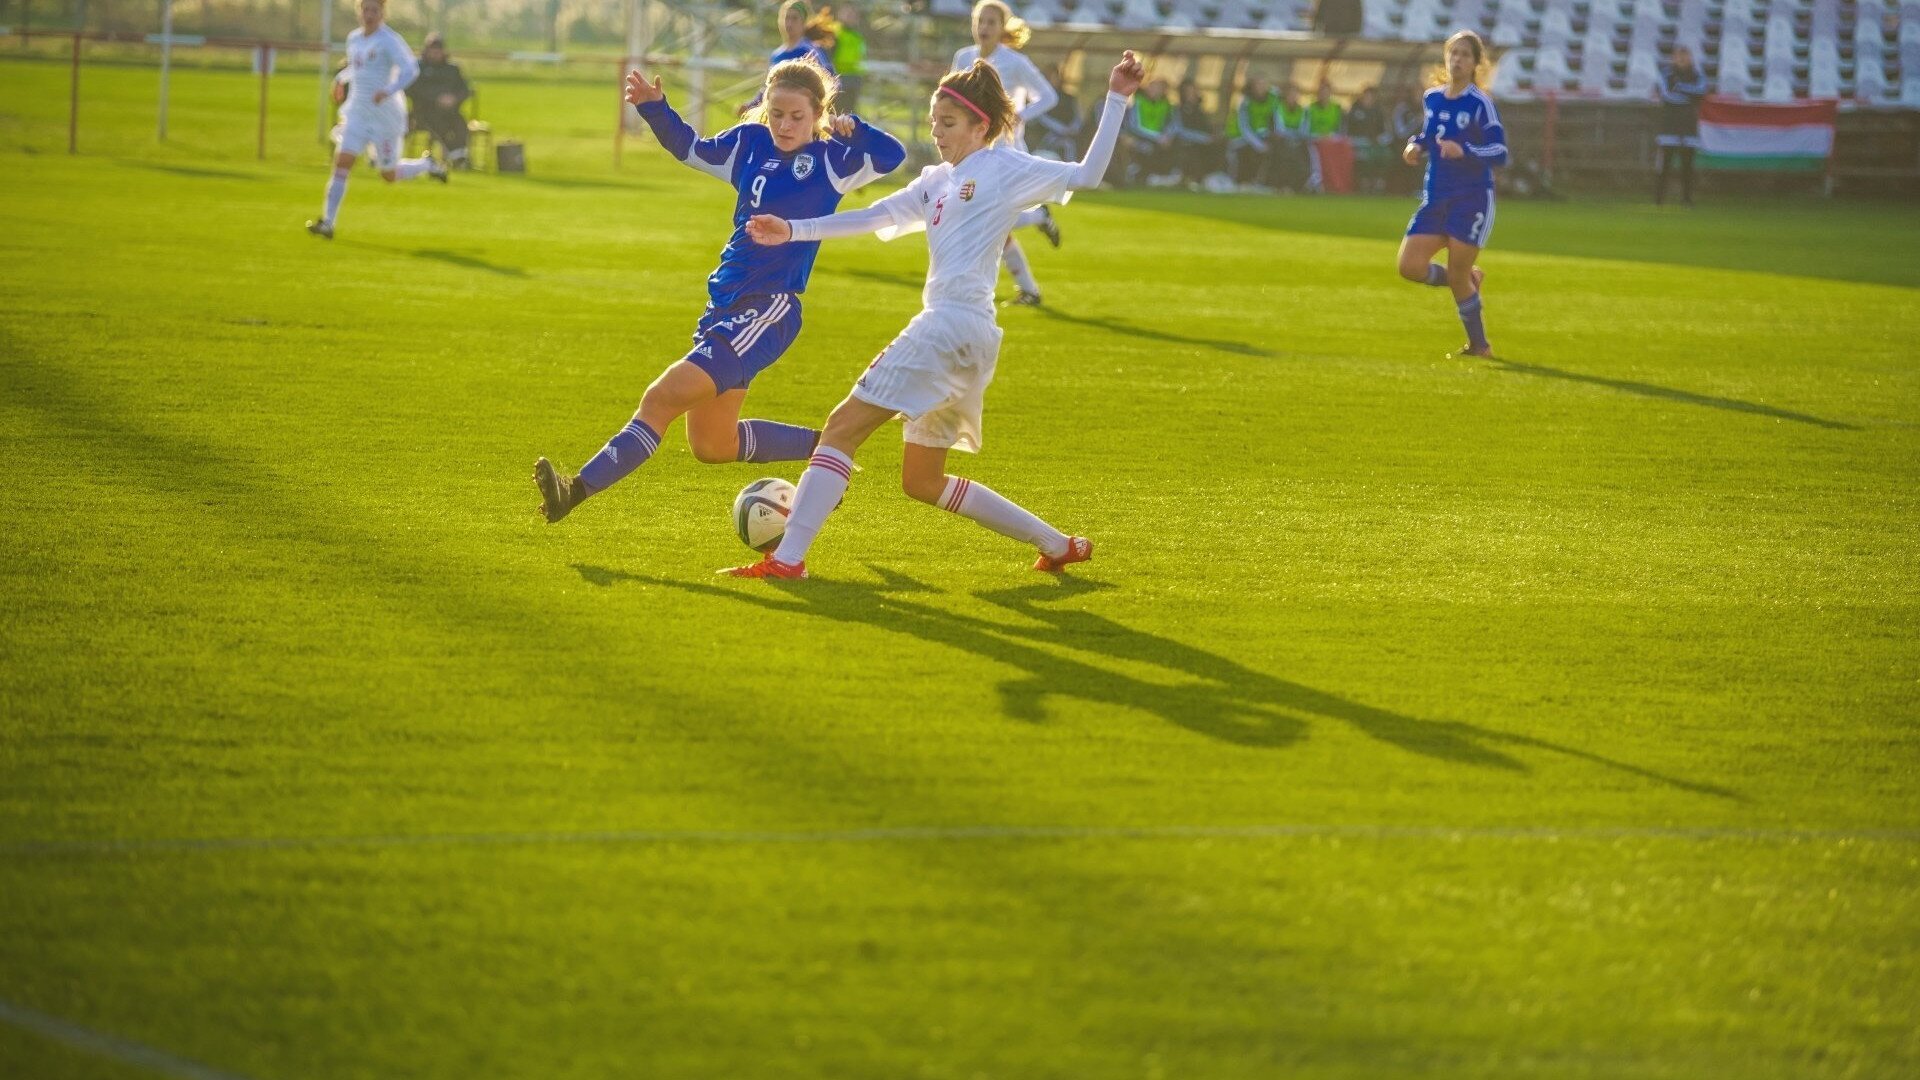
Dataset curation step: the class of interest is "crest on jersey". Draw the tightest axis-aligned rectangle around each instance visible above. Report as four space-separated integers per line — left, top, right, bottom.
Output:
791 153 815 180
958 180 976 202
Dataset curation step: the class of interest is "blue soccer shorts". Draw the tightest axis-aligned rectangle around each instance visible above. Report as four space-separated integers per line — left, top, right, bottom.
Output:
683 292 803 392
1406 189 1495 248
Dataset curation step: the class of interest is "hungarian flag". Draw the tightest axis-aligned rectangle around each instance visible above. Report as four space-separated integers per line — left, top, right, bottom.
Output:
1698 97 1837 172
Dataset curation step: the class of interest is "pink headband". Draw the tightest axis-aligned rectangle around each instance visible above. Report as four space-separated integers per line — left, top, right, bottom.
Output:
939 84 991 123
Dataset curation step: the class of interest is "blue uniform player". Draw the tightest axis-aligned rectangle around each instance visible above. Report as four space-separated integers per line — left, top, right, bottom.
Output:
1396 30 1508 359
742 1 837 113
532 59 904 525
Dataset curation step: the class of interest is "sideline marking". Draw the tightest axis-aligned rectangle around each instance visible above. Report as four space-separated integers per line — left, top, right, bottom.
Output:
6 821 1918 858
0 998 259 1080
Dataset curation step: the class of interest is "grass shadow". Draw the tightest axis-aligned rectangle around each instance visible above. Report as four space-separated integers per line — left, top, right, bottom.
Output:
827 266 1275 358
511 174 655 192
330 239 530 278
1487 356 1857 430
407 248 529 278
1094 190 1920 290
577 562 1741 800
116 160 261 182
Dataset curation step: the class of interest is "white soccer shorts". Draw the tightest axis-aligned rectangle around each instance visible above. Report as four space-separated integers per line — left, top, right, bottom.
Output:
334 107 407 171
850 306 1002 454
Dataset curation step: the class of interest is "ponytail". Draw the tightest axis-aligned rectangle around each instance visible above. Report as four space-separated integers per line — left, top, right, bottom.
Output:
936 60 1020 143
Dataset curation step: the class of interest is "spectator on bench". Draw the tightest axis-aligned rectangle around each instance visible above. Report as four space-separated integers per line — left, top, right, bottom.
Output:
1227 76 1280 189
1272 84 1313 192
1346 85 1389 192
1125 77 1180 186
406 33 472 168
1171 77 1222 186
1030 63 1084 160
1305 81 1345 192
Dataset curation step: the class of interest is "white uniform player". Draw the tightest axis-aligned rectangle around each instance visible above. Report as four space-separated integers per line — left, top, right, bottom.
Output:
722 51 1144 580
335 23 416 170
950 43 1057 152
307 0 444 240
811 146 1084 451
950 2 1064 304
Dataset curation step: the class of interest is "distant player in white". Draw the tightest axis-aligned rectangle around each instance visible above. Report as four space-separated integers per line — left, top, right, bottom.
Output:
721 51 1146 579
306 0 445 240
952 0 1063 306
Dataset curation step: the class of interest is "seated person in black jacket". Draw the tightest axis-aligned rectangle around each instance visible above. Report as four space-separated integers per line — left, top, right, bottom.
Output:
1030 63 1084 161
406 33 473 167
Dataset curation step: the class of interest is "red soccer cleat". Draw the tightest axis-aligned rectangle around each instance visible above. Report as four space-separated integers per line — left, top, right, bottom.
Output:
719 555 807 579
1033 536 1093 573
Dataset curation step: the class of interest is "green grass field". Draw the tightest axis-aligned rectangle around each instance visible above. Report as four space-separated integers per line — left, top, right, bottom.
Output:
3 54 1919 1079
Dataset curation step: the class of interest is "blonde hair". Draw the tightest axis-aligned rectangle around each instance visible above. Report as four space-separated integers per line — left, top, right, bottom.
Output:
935 60 1020 144
1430 29 1490 88
972 1 1031 50
744 58 836 140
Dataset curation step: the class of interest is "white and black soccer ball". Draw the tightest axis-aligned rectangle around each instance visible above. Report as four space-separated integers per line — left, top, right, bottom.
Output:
732 477 795 552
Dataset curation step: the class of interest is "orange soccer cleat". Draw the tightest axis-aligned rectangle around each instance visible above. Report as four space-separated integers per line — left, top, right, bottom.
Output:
1033 536 1093 573
719 555 808 579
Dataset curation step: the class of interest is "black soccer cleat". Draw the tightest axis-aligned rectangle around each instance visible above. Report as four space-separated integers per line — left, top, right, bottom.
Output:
1005 290 1043 307
1036 205 1062 248
532 457 588 524
429 159 450 184
305 218 334 240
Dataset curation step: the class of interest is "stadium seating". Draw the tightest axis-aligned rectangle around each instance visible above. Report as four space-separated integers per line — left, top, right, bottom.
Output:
928 0 1917 105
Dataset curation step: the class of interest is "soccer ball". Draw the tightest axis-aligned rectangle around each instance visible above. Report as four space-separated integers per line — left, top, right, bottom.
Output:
732 477 795 552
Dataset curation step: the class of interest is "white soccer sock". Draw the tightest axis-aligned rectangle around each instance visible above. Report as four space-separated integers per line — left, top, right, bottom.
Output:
939 476 1070 557
1001 238 1041 295
1015 206 1049 230
393 157 435 180
772 447 854 565
323 166 350 223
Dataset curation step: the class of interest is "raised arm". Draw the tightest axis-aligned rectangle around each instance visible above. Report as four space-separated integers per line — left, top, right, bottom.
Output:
823 114 908 193
1066 54 1145 190
627 71 747 184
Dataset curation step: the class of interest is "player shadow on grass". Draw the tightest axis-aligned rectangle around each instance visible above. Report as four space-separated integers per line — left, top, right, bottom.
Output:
1486 358 1857 430
574 562 1738 798
337 239 528 277
826 267 1275 358
117 160 261 182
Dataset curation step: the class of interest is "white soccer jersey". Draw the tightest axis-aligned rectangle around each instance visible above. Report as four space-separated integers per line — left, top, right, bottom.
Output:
340 25 416 119
951 44 1057 147
853 146 1078 313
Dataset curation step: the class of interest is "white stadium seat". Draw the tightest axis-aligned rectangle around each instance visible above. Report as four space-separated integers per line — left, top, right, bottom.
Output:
915 0 1918 104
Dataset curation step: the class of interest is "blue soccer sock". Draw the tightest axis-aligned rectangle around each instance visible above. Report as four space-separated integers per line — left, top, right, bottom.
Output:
736 419 820 464
1457 292 1489 351
576 418 661 494
1424 263 1449 287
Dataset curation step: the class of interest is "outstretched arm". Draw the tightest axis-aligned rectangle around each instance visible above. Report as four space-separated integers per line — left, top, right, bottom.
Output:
1064 52 1146 190
748 173 930 245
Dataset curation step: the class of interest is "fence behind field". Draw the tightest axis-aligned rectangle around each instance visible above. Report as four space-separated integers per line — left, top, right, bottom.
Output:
1 28 945 171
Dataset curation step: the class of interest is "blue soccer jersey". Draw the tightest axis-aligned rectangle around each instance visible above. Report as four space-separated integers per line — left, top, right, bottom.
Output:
1411 84 1508 197
636 96 905 308
771 41 835 76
